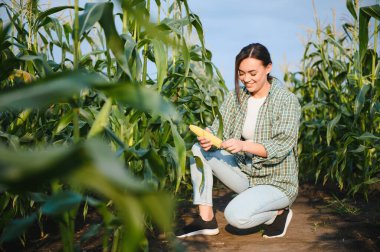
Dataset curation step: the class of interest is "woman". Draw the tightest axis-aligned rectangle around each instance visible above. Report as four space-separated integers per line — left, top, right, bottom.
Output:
177 43 301 239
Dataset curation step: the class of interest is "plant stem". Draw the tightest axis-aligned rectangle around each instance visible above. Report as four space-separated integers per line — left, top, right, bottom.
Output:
72 0 80 143
59 215 74 252
371 19 378 88
26 0 34 51
73 0 80 69
142 0 150 85
11 1 15 52
172 0 178 74
122 9 128 34
133 20 138 42
370 19 378 134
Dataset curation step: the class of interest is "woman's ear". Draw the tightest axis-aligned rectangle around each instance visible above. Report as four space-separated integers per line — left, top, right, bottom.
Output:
266 63 272 75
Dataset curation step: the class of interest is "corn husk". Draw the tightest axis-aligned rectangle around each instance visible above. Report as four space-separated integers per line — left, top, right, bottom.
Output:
189 125 222 148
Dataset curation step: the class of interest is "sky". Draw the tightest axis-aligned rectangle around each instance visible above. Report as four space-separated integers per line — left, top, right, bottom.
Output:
188 0 350 89
1 0 354 89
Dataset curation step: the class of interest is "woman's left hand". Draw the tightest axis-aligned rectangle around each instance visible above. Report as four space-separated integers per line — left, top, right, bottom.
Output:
221 139 246 153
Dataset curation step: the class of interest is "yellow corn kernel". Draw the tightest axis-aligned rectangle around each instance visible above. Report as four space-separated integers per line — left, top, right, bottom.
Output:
189 125 222 148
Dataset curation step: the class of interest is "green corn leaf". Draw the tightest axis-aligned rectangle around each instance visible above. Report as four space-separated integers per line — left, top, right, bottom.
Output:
0 22 11 50
361 4 380 20
0 214 37 243
9 109 32 131
364 178 380 185
98 4 132 76
182 37 190 77
189 13 205 55
159 17 190 35
41 191 82 216
170 121 186 192
0 72 101 111
96 82 179 122
151 39 167 91
18 54 53 77
123 34 140 77
346 0 357 20
215 106 224 139
38 31 48 46
144 149 166 179
63 22 72 44
77 2 131 77
77 3 105 39
80 223 102 243
0 139 148 192
51 17 63 45
28 192 49 203
0 143 85 191
34 6 77 30
327 113 341 146
349 145 367 153
4 9 24 39
359 8 371 63
355 132 380 141
0 138 172 251
140 193 173 234
354 83 371 117
88 98 113 138
317 80 330 93
210 62 227 89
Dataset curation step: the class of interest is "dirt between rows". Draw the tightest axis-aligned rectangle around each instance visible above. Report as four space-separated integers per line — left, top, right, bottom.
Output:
159 183 380 252
2 183 379 251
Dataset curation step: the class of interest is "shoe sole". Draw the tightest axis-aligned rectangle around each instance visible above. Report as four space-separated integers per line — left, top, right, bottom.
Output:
176 228 220 238
263 209 293 239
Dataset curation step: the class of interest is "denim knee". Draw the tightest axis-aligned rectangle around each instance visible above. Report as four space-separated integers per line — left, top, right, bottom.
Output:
191 143 203 157
224 203 250 229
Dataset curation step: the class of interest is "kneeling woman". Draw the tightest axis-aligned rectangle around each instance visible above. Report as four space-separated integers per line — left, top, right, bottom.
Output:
177 43 301 239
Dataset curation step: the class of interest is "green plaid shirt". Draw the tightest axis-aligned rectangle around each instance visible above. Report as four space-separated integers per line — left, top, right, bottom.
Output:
209 80 301 204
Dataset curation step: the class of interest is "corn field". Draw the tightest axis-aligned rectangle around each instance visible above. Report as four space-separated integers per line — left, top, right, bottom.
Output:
0 0 225 251
285 0 380 198
0 0 379 251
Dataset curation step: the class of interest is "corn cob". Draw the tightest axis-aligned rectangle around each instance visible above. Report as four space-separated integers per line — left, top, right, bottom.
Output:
189 125 222 148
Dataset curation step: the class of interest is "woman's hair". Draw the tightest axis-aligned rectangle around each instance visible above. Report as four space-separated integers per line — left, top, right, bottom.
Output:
234 43 273 103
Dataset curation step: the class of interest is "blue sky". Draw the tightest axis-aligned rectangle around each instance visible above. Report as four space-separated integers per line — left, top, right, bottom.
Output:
1 0 351 89
189 0 350 88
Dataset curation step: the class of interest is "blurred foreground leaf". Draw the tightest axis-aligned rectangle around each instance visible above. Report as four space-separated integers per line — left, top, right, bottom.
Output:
0 139 173 250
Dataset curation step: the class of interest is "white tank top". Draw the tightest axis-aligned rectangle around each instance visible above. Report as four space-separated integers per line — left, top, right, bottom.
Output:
241 96 267 141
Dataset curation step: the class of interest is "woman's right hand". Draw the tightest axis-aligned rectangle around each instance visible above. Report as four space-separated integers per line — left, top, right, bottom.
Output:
197 128 213 151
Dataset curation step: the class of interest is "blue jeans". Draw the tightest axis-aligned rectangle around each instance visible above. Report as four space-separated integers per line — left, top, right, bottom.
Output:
190 143 290 229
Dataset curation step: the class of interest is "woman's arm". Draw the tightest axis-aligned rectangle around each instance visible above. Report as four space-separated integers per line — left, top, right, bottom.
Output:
221 94 301 164
221 139 267 157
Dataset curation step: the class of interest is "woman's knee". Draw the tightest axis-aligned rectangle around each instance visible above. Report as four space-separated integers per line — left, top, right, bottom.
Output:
191 143 203 157
224 203 251 229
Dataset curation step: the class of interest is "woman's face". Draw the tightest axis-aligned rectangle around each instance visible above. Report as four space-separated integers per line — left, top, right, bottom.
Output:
238 58 272 97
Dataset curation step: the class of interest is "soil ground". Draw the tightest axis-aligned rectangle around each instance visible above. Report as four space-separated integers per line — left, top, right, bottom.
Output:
2 183 379 251
165 183 380 252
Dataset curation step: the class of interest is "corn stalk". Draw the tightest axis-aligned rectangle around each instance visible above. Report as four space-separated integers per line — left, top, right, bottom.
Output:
286 0 380 198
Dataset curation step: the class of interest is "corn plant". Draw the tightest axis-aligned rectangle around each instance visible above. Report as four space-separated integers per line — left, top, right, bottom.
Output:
285 0 380 198
0 0 226 251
